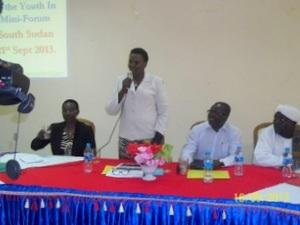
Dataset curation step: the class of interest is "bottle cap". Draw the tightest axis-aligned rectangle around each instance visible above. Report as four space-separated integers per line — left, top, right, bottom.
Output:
86 143 91 148
236 145 242 153
284 147 290 153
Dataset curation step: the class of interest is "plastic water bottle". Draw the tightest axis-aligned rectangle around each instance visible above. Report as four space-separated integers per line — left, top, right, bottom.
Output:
282 147 293 178
203 151 213 183
234 146 244 176
83 143 93 173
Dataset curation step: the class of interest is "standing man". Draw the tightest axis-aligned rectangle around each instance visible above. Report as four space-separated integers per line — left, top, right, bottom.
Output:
254 105 300 167
179 102 242 170
106 48 168 159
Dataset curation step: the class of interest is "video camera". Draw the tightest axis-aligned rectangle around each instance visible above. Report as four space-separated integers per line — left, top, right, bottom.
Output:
0 60 35 113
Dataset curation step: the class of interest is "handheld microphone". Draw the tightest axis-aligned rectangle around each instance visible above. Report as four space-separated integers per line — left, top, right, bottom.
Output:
123 72 132 95
127 71 133 80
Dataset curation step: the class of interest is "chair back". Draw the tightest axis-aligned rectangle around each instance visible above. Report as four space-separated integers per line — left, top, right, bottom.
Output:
78 118 96 134
190 120 205 129
253 122 272 148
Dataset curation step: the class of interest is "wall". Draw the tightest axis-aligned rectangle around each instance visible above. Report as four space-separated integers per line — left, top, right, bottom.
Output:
1 0 300 162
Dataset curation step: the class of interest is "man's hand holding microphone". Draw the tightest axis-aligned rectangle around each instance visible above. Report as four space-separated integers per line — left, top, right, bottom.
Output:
118 73 132 103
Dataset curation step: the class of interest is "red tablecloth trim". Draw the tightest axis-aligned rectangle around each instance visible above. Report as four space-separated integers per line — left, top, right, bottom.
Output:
0 158 287 199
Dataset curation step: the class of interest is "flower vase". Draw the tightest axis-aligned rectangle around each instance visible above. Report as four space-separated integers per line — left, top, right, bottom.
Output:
141 164 157 181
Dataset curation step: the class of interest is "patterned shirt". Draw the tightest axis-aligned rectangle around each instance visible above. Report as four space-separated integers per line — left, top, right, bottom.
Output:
60 131 74 156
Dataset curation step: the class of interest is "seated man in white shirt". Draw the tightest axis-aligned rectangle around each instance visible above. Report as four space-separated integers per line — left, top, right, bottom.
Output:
179 102 242 170
254 105 300 167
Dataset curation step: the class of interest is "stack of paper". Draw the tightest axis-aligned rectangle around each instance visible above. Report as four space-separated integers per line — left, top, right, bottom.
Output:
0 153 83 169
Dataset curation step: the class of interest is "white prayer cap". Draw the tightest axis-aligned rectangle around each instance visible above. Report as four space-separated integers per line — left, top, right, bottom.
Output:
275 104 300 123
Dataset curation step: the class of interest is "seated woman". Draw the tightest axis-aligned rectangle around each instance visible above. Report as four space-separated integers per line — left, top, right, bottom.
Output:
31 99 96 156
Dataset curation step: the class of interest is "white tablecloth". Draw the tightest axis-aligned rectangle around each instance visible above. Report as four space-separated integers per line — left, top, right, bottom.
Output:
0 153 83 169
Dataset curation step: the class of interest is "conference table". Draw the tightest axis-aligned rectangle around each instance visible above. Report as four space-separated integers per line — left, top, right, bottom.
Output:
0 158 299 225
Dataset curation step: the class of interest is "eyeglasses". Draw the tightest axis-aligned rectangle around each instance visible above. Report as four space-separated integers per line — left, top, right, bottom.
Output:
111 168 129 176
207 110 227 118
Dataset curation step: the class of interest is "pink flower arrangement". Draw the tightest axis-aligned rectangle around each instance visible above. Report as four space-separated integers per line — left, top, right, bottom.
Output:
127 144 165 167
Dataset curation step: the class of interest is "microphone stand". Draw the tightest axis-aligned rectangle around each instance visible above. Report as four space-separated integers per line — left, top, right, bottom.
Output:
6 112 21 179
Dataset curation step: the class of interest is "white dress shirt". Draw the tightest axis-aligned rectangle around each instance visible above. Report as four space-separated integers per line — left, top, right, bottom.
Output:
105 73 168 140
180 122 242 166
254 125 292 167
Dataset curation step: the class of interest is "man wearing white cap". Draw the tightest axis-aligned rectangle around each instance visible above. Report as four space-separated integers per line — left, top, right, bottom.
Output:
254 104 300 167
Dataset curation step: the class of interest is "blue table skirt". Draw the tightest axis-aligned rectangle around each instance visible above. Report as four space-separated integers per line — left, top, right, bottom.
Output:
0 184 299 225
